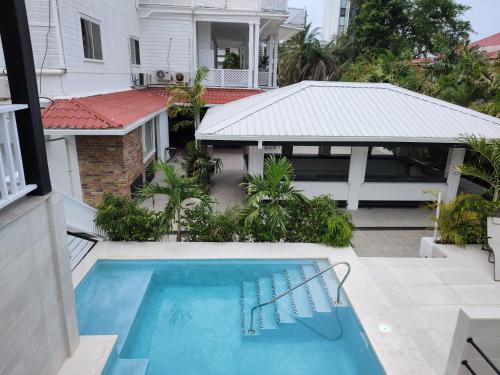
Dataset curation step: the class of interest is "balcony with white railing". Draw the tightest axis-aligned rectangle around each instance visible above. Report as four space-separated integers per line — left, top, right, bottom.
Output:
204 69 250 88
0 104 37 210
138 0 288 12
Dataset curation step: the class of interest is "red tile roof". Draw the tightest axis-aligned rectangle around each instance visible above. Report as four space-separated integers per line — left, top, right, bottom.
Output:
470 32 500 48
469 32 500 60
42 87 263 130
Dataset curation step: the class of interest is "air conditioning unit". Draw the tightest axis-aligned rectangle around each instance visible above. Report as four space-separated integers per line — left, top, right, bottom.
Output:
174 72 190 84
155 70 171 82
132 73 152 87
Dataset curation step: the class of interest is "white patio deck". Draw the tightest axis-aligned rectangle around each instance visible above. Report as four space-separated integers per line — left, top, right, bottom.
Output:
68 239 500 375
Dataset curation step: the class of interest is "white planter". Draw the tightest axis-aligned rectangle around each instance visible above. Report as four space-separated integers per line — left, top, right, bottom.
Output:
419 237 446 258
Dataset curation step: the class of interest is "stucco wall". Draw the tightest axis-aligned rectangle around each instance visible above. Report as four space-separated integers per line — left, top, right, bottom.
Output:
0 193 79 375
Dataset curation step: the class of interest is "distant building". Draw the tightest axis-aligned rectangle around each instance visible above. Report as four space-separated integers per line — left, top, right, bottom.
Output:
323 0 352 41
469 32 500 60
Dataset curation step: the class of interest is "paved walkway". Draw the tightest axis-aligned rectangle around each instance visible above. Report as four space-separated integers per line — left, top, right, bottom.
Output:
353 229 434 257
359 245 500 375
210 148 246 211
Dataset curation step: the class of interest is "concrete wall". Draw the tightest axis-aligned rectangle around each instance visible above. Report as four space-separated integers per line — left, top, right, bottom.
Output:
446 307 500 375
0 193 79 375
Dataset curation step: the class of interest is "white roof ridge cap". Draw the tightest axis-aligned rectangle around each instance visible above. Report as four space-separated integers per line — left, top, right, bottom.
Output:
199 82 312 134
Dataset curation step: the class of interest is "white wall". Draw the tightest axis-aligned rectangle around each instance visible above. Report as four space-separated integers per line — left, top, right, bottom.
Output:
140 13 195 82
0 193 79 375
360 182 447 201
1 0 142 98
45 136 83 200
293 181 349 200
323 0 340 41
446 307 500 375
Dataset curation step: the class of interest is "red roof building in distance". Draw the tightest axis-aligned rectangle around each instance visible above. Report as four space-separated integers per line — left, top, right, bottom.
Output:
469 32 500 60
42 87 263 130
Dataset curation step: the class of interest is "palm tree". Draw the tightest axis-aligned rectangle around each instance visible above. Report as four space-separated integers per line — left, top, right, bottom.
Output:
241 156 307 240
279 23 340 86
138 161 214 241
181 141 222 191
456 135 500 202
167 67 209 130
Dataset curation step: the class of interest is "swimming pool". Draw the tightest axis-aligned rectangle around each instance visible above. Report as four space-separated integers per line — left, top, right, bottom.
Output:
76 260 385 375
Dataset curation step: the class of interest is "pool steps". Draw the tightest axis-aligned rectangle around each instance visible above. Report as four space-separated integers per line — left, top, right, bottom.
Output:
240 260 347 336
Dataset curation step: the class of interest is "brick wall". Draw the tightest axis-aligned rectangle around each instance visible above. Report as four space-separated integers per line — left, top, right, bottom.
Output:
76 128 146 207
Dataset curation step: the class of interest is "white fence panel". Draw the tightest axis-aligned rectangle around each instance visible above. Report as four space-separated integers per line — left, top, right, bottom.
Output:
63 192 107 238
0 104 36 210
204 69 250 88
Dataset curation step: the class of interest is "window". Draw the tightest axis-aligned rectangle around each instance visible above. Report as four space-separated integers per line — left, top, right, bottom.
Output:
142 118 156 159
129 37 141 65
81 17 103 60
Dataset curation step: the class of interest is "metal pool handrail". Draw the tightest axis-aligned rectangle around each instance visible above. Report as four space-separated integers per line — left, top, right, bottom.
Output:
247 261 351 334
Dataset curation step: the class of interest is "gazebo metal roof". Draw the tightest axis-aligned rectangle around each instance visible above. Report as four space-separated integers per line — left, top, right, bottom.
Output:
196 81 500 144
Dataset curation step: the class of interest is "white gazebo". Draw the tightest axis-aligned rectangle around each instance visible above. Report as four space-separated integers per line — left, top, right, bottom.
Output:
196 81 500 210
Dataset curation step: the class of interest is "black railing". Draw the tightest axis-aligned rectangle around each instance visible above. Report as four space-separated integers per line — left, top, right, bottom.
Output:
461 337 500 375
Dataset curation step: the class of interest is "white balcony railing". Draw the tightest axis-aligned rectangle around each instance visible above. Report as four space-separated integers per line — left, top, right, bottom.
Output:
138 0 191 6
258 70 271 87
62 192 107 238
262 0 287 12
138 0 288 12
204 69 250 88
0 105 36 210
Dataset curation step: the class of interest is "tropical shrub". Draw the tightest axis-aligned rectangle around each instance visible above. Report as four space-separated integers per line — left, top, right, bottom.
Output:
453 194 498 244
95 193 168 241
241 156 307 242
286 196 355 247
457 136 500 202
181 141 222 191
138 161 214 242
426 193 480 246
183 205 248 242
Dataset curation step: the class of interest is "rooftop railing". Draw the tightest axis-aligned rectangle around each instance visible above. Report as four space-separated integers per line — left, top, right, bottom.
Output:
0 104 36 210
138 0 288 12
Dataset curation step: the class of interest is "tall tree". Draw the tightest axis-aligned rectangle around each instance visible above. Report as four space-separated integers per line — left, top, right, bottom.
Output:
279 24 340 85
167 67 208 130
351 0 471 57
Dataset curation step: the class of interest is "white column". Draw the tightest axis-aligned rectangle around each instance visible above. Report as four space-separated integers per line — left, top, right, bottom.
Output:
248 23 254 88
444 147 466 202
347 147 369 210
267 36 273 87
253 23 260 88
193 20 198 75
248 145 265 176
156 111 169 161
272 33 279 87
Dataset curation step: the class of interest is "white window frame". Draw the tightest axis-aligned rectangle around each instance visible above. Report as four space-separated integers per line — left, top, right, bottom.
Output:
129 36 141 66
80 15 103 62
142 117 157 162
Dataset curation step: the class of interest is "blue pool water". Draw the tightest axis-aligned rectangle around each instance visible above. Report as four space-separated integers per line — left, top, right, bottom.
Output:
76 260 385 375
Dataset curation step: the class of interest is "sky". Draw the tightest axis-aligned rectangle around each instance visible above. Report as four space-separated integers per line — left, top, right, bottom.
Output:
288 0 500 41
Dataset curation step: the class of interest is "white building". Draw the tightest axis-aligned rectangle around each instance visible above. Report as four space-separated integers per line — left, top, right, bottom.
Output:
0 0 305 100
0 0 304 206
323 0 351 41
196 81 500 210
